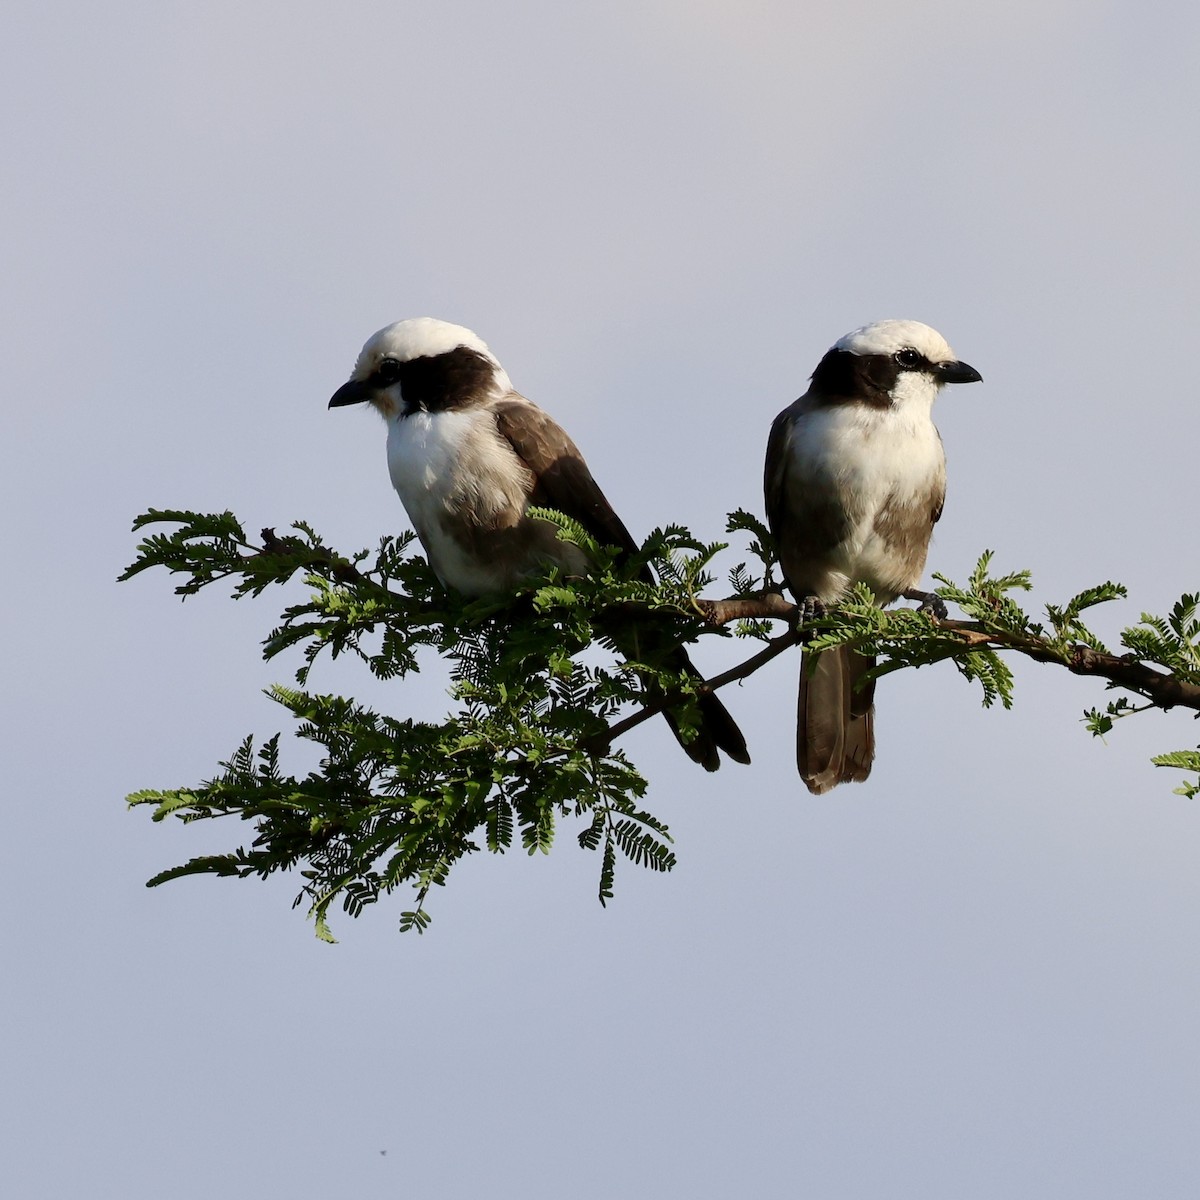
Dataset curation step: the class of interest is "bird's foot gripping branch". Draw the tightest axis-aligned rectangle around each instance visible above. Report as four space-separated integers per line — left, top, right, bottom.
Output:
122 509 1200 937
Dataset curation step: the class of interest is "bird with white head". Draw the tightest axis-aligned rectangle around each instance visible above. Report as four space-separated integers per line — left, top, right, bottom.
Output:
765 319 982 793
331 317 750 771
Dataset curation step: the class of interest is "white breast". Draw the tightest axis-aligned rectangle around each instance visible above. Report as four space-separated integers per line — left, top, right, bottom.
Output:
786 399 945 598
387 409 494 521
386 408 530 593
792 402 943 506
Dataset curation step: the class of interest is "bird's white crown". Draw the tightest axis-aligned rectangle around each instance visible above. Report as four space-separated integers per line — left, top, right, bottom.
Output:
835 319 957 364
352 317 502 377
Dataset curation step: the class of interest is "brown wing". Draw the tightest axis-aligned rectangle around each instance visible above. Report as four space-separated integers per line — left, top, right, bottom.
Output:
764 402 854 600
496 397 750 770
763 405 796 545
493 396 639 559
931 430 946 525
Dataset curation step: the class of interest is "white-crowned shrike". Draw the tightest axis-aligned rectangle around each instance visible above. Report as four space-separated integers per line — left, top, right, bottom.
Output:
331 317 749 771
764 319 981 793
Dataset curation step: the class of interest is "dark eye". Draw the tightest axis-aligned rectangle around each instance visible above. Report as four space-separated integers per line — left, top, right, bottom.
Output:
375 358 402 384
894 348 922 369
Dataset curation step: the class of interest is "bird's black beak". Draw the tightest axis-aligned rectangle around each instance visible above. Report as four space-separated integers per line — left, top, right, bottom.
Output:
936 360 983 385
328 379 374 408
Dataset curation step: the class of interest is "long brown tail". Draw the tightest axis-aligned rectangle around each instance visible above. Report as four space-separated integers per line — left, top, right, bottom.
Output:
797 645 875 793
603 615 750 772
659 650 751 771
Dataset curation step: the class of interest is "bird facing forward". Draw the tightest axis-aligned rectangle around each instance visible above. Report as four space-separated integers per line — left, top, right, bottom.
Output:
330 317 749 771
764 320 981 793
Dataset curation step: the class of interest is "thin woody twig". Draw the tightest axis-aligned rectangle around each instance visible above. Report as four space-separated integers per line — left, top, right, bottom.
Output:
937 620 1200 712
581 626 803 756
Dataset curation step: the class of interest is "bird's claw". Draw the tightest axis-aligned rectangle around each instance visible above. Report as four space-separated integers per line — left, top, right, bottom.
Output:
903 589 948 620
796 595 826 627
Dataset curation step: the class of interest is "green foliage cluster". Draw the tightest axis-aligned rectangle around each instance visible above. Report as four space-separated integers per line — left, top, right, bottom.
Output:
1083 594 1200 797
121 509 757 939
122 510 1200 937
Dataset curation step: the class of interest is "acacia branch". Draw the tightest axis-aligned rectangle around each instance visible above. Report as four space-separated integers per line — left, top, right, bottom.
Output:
1066 646 1200 708
598 592 1200 745
694 592 798 625
940 621 1200 712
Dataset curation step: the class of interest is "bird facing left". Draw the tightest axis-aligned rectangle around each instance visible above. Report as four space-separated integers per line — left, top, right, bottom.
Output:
329 317 750 771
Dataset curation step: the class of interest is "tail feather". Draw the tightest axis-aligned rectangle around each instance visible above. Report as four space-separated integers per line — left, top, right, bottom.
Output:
660 652 751 772
797 645 875 793
698 688 752 765
604 613 750 772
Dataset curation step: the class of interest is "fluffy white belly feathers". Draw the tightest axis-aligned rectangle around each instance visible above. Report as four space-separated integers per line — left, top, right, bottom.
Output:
782 401 946 602
387 407 589 596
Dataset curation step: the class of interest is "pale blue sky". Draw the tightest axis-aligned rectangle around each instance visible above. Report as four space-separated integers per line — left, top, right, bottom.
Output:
4 2 1200 1196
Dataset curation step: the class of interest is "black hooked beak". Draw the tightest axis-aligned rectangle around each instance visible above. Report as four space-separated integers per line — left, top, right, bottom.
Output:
328 379 375 408
936 360 983 385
